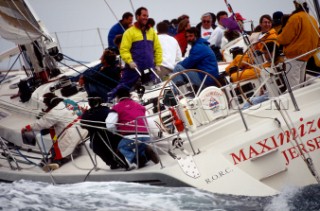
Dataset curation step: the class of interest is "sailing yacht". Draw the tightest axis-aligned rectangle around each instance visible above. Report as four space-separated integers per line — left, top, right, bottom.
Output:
0 0 320 197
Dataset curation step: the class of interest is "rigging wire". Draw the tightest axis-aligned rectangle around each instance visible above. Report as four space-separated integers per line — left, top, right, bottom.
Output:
102 0 125 31
58 60 114 90
0 101 82 128
274 99 320 183
303 0 320 24
8 0 61 78
303 0 320 37
9 0 52 41
223 0 250 46
0 52 22 84
129 0 135 13
58 53 119 88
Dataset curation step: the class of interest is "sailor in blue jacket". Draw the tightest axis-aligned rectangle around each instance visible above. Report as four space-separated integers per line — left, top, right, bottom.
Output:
107 12 133 49
173 27 219 87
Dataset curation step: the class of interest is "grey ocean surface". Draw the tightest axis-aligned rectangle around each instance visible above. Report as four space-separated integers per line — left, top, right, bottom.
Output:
0 180 320 211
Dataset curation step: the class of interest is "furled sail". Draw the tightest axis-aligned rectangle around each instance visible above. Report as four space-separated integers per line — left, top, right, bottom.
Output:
0 0 50 45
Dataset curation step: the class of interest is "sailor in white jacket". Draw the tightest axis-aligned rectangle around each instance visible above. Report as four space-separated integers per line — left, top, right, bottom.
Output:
156 21 182 80
22 93 87 163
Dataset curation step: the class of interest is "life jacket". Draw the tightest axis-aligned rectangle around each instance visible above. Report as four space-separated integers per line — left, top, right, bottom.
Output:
49 116 81 160
49 100 82 160
63 99 83 116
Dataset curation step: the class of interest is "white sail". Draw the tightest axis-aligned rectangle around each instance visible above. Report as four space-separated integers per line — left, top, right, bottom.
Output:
0 0 50 45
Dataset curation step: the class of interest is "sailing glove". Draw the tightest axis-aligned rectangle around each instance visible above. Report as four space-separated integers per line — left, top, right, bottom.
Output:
155 65 161 72
21 125 32 133
129 62 137 69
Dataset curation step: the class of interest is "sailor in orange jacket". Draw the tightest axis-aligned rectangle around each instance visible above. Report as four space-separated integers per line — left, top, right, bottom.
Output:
225 14 278 82
277 0 319 87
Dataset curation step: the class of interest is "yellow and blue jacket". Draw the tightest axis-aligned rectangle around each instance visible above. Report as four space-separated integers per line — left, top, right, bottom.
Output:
120 23 162 70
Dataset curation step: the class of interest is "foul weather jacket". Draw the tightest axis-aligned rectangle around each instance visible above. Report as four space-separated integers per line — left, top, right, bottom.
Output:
120 23 162 70
277 11 319 61
108 22 125 49
28 102 87 159
111 98 148 135
180 38 219 80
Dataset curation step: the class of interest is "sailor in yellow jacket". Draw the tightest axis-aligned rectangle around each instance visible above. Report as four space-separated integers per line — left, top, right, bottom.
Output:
109 7 162 100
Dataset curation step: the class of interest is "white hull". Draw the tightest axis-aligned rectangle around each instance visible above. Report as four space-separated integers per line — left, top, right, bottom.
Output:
1 0 320 197
1 67 320 196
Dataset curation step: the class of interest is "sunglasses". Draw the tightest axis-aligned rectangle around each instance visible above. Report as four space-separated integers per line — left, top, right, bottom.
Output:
202 20 211 23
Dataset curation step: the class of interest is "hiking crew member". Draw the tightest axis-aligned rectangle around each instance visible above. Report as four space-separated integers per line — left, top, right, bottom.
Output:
81 97 128 170
79 49 121 102
21 93 87 168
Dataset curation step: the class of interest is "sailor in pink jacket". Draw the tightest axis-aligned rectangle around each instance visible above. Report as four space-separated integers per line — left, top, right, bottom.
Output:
106 88 159 169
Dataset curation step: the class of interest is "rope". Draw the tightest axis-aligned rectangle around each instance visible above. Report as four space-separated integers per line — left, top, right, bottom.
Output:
98 131 128 168
304 0 320 37
15 148 39 165
70 152 96 171
59 53 120 88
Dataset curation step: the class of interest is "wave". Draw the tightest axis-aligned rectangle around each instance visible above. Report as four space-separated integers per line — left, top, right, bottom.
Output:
0 180 319 211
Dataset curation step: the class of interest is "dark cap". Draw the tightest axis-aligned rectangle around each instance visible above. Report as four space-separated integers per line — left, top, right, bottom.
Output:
273 11 283 20
272 11 283 25
88 97 102 108
115 87 130 99
294 0 305 5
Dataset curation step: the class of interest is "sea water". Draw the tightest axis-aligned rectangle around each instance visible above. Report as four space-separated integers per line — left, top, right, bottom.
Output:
0 180 320 211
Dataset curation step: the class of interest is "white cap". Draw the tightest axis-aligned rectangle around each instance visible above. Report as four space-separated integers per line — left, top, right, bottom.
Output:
294 0 306 4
